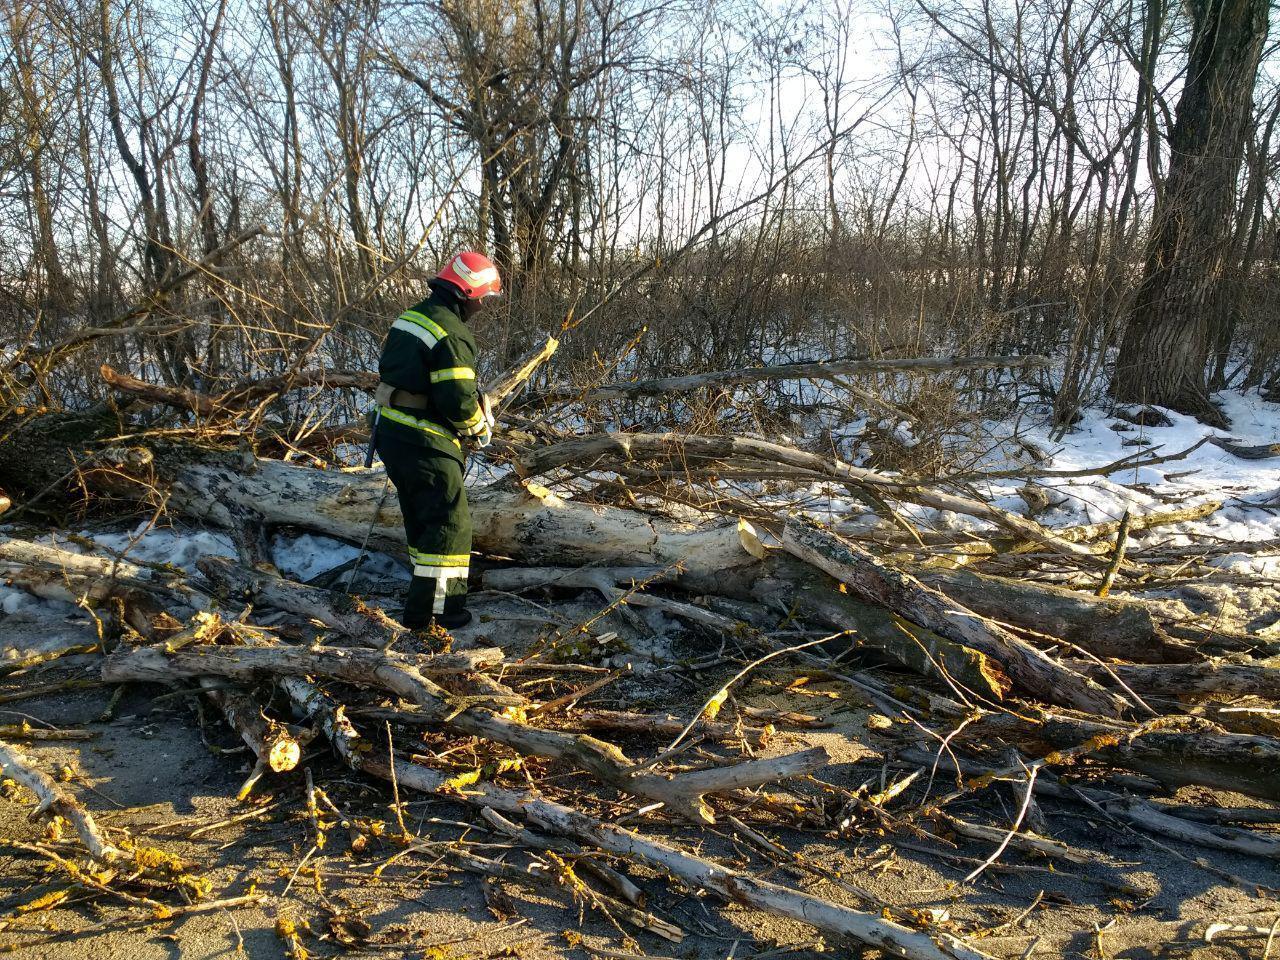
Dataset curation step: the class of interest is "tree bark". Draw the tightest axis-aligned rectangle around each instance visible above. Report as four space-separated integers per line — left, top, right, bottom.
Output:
530 355 1048 404
782 515 1129 716
1113 0 1271 422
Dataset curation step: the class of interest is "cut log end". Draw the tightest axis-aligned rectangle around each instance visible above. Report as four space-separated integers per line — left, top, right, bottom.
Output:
267 736 302 773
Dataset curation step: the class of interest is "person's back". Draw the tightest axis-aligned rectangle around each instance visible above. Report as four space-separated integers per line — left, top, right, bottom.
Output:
371 252 500 630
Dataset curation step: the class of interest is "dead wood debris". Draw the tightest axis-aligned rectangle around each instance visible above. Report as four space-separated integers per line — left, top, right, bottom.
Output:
0 348 1278 957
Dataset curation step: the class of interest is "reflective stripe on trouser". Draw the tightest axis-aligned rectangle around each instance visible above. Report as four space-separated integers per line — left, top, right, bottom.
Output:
376 430 472 625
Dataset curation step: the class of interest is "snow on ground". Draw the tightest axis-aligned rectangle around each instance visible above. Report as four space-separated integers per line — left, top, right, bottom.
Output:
981 388 1280 571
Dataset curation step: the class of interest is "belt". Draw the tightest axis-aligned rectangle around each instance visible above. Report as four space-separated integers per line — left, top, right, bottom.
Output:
375 381 429 410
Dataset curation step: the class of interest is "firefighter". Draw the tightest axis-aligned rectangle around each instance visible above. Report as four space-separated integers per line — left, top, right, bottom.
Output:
372 251 500 630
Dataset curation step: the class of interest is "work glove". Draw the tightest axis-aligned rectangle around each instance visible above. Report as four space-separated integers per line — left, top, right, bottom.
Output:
467 392 496 450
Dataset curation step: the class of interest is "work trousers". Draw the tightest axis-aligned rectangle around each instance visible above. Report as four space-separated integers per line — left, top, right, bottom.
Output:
376 430 471 626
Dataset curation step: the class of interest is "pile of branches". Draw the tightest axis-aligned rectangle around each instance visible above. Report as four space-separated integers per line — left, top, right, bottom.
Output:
0 344 1278 956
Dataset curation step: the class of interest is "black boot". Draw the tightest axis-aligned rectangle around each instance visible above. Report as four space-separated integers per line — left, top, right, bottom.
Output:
435 608 473 630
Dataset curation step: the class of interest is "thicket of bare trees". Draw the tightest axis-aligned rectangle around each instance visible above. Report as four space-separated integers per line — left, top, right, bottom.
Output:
0 0 1276 424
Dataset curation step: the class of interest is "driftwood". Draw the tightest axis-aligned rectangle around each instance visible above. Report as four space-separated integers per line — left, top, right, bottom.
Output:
976 713 1280 803
0 739 121 862
199 681 301 782
782 515 1127 715
0 536 209 614
0 431 1158 713
755 559 1012 700
530 354 1048 404
1077 660 1280 699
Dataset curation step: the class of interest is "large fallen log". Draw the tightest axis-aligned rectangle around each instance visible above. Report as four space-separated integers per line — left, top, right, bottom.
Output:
919 567 1197 663
976 712 1280 803
753 557 1012 700
782 516 1128 716
1076 660 1280 699
482 558 1012 701
0 421 1135 712
517 432 1115 565
197 555 406 647
0 536 208 613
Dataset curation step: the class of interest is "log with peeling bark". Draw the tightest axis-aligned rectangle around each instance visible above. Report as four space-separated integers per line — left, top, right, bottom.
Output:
0 739 121 862
782 515 1128 715
919 567 1198 663
755 557 1012 700
517 432 1115 565
1 427 1159 711
1076 660 1280 699
199 681 301 779
975 712 1280 803
0 536 209 614
528 354 1048 404
102 640 829 824
197 555 406 647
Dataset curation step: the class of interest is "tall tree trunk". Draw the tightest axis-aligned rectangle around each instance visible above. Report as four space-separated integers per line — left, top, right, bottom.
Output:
1112 0 1270 424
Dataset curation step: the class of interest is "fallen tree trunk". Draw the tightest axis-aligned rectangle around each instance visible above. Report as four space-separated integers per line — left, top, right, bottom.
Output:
782 516 1128 716
517 432 1114 566
1077 660 1280 699
919 567 1197 663
529 354 1048 404
0 536 208 613
200 681 301 791
197 556 406 647
976 712 1280 803
0 425 1127 711
486 559 1013 701
754 557 1012 701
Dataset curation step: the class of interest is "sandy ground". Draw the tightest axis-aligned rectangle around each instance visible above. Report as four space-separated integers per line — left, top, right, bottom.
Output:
0 602 1278 960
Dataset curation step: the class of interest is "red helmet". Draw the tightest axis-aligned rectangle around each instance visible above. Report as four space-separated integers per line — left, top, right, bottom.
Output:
436 251 502 300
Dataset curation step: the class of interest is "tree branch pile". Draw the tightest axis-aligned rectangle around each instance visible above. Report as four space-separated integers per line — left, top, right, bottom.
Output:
0 347 1278 955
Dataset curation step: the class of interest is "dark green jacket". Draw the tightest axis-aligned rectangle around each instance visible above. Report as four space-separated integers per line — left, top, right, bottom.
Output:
376 281 486 462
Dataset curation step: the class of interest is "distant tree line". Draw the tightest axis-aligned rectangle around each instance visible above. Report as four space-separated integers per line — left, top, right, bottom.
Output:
0 0 1274 425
